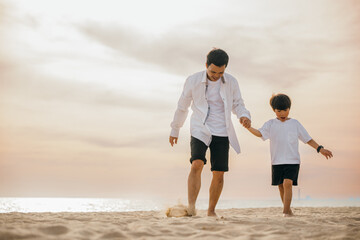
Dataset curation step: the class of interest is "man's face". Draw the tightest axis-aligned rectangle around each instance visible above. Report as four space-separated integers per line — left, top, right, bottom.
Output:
206 63 226 81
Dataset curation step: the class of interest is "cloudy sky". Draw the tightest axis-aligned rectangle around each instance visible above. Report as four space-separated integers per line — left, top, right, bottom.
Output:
0 0 359 201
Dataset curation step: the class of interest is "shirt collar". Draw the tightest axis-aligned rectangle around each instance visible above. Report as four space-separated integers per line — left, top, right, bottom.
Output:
202 71 226 83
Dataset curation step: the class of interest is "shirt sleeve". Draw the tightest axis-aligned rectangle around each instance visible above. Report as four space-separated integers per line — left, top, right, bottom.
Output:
231 79 251 120
170 77 193 137
297 120 312 143
258 120 271 141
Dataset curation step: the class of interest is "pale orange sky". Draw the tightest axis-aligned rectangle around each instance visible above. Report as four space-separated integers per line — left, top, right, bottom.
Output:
0 0 359 200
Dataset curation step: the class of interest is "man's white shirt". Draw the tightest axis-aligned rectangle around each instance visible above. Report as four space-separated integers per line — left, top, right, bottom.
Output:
206 78 227 137
170 70 251 154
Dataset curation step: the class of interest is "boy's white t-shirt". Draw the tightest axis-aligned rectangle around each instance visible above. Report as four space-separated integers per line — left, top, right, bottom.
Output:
258 118 312 165
206 79 227 136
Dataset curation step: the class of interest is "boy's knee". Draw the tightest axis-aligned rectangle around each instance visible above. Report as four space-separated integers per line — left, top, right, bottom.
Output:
283 179 293 188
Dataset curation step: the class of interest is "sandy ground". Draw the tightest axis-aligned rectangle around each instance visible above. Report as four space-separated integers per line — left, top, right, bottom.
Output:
0 207 359 239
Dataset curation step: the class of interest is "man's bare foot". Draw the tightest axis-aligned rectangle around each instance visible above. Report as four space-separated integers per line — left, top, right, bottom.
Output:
187 205 197 216
283 213 294 217
207 210 217 217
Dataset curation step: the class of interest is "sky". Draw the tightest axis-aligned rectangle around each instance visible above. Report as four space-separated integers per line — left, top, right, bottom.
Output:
0 0 359 201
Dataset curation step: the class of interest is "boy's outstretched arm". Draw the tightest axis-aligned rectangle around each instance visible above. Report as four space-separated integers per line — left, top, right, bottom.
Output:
247 127 262 138
307 139 333 159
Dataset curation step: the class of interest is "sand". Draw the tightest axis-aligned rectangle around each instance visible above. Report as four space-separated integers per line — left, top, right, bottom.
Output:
0 207 359 240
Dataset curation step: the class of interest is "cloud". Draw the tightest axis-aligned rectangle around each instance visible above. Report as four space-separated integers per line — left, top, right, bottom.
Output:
0 62 173 150
2 125 165 150
0 75 173 150
1 0 359 199
77 2 360 87
0 64 172 112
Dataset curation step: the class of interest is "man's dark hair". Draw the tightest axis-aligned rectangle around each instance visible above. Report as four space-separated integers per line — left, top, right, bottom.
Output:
206 48 229 67
270 94 291 110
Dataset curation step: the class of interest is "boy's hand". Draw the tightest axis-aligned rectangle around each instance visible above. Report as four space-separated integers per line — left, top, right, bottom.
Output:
320 148 333 159
169 136 178 147
240 117 251 128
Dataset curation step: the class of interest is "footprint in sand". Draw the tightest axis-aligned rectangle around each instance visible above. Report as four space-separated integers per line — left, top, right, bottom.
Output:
0 232 39 239
39 225 69 235
101 231 127 239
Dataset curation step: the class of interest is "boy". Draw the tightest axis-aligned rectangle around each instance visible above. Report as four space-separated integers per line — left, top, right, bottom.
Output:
247 93 333 217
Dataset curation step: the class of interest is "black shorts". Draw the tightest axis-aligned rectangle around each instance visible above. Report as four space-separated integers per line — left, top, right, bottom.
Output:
272 164 300 186
190 136 229 172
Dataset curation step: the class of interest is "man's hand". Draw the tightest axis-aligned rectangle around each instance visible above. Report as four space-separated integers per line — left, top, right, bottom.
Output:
320 148 333 159
240 117 251 129
169 136 178 147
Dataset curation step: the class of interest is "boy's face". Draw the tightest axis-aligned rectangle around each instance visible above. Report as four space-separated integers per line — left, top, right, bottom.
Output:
274 108 290 122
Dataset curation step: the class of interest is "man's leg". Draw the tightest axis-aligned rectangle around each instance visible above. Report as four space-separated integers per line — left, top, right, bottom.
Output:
282 178 293 216
187 160 204 215
278 184 284 203
208 171 224 216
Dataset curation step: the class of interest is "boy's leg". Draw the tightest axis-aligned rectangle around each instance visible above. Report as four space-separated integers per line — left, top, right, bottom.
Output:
282 178 293 215
208 171 224 216
187 160 204 215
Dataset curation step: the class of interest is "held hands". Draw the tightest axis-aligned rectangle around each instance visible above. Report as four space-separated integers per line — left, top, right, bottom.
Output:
320 148 333 159
240 117 251 129
169 136 178 147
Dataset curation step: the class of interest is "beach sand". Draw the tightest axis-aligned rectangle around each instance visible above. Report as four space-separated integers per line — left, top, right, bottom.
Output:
1 207 359 239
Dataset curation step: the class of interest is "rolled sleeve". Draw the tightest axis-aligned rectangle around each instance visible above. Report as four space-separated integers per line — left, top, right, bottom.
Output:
232 79 251 120
170 77 193 137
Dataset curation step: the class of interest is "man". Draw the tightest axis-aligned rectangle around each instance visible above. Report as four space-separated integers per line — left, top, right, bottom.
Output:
169 48 251 217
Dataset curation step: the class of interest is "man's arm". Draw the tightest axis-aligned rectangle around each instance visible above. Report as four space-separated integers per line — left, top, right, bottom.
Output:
307 139 333 159
231 79 251 128
247 127 262 137
231 78 251 120
169 78 192 146
169 136 178 147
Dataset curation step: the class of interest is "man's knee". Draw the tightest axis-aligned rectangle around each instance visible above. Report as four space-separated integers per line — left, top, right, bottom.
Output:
191 160 204 173
212 171 224 183
212 171 224 176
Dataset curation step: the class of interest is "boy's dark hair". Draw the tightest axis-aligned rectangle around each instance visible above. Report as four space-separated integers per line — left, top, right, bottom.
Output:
206 48 229 67
270 94 291 110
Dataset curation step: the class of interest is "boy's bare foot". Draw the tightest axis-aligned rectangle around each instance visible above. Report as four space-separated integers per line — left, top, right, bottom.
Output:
187 205 197 216
283 209 294 217
207 210 217 217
